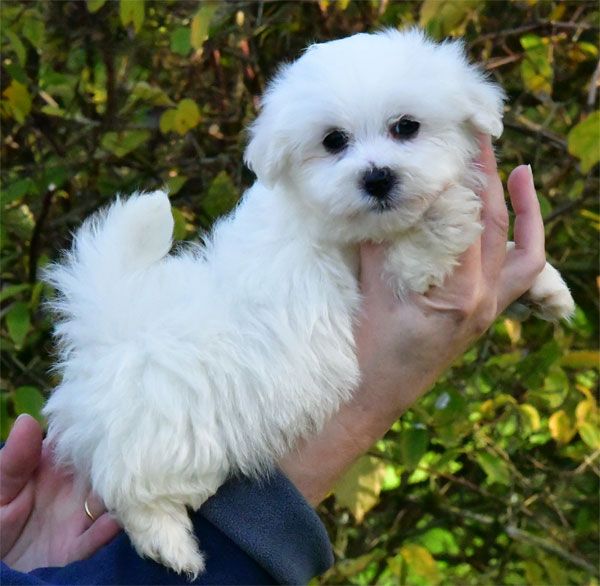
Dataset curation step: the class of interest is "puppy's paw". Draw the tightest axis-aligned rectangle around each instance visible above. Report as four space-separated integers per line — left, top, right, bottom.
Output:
524 261 575 322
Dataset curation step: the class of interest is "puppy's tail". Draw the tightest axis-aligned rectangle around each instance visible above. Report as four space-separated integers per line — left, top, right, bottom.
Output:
47 189 173 280
43 190 173 337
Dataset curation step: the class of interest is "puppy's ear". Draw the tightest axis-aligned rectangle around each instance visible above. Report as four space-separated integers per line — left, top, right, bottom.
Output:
244 111 289 189
465 73 505 138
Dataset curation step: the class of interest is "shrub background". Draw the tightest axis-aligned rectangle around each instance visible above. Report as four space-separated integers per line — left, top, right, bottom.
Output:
1 1 598 584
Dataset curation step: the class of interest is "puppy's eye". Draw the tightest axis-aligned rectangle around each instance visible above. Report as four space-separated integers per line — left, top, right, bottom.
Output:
322 130 349 154
390 118 420 139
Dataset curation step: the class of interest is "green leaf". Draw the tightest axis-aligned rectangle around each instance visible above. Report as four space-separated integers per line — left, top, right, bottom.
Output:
433 389 467 425
22 17 45 49
6 302 31 348
332 550 386 579
166 175 187 195
2 80 32 124
170 27 191 57
0 284 30 303
120 0 145 34
191 4 218 50
400 426 429 469
476 451 511 486
130 81 174 107
1 177 36 207
171 207 187 240
161 99 202 135
579 422 600 449
567 112 600 173
101 130 150 158
87 0 107 12
518 340 562 389
202 171 239 219
334 455 387 523
523 560 545 586
417 527 459 556
520 34 553 97
0 393 10 441
6 31 26 66
14 386 45 422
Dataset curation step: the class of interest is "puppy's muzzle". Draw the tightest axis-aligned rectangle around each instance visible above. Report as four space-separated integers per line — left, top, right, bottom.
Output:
361 166 396 200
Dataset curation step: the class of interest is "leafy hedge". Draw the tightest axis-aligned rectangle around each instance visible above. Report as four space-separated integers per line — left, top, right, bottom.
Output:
1 1 598 584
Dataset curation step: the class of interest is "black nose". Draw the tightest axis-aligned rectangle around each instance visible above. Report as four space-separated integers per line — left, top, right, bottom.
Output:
362 167 395 199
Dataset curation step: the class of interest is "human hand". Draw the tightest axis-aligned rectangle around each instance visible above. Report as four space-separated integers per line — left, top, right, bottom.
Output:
1 414 120 572
280 136 546 504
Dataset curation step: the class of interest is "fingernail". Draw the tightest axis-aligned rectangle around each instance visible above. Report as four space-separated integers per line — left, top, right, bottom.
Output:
527 164 533 178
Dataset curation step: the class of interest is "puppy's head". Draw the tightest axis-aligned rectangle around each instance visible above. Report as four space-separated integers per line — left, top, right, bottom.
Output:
245 29 504 241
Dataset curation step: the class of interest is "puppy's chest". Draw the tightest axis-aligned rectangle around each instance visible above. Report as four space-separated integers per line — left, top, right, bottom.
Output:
384 183 482 295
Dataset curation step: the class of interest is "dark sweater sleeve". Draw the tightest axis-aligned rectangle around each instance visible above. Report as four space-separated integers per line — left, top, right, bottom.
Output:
0 469 333 585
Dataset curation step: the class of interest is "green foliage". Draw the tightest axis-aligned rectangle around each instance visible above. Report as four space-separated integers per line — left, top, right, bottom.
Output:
1 0 598 583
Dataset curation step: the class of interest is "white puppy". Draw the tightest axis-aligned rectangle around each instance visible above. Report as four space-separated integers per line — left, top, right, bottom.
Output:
43 29 574 577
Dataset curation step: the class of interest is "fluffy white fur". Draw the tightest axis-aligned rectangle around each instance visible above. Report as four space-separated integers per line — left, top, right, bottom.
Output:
43 29 574 577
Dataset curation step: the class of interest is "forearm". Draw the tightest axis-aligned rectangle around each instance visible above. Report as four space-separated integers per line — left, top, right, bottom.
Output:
280 360 444 506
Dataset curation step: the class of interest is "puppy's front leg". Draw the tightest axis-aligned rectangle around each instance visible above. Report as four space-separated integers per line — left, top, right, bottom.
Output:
384 185 482 297
505 242 575 321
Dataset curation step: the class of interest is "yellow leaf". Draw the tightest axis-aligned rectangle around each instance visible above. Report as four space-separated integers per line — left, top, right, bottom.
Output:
420 0 478 38
3 81 32 123
173 99 201 135
576 399 597 426
504 318 521 345
191 4 218 50
480 399 495 418
561 350 600 369
568 112 600 173
399 544 441 585
334 455 387 523
120 0 145 34
87 0 106 12
159 109 176 134
548 410 577 444
519 404 541 432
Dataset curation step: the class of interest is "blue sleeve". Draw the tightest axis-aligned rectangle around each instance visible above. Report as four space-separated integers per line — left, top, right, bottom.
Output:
1 470 333 585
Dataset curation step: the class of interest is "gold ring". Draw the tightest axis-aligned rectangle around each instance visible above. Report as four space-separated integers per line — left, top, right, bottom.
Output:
84 498 96 521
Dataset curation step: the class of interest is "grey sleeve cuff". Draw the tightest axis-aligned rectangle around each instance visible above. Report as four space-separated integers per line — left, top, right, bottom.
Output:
200 469 334 584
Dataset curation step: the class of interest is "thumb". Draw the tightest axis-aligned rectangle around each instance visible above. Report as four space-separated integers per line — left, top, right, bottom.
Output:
0 415 43 505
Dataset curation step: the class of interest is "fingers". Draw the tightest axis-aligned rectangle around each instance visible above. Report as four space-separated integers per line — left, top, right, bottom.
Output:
0 415 43 506
507 165 545 258
477 135 509 283
499 165 546 309
74 513 121 562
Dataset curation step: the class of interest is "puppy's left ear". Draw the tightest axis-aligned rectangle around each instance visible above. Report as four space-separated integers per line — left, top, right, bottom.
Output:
244 82 292 188
465 71 505 138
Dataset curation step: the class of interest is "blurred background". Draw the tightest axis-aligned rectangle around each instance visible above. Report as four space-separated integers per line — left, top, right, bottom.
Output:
1 1 598 584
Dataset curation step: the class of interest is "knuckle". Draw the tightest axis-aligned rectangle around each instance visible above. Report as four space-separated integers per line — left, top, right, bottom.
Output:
455 291 482 321
474 302 498 335
487 207 509 236
532 255 547 276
